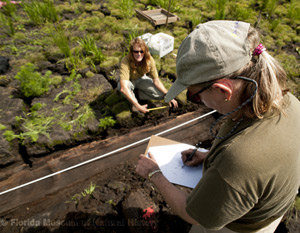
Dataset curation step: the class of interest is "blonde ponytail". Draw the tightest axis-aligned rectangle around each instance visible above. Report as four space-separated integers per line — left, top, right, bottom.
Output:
228 27 288 119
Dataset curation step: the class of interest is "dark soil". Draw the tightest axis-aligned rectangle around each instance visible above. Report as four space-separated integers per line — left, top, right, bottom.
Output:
0 158 193 233
0 154 299 233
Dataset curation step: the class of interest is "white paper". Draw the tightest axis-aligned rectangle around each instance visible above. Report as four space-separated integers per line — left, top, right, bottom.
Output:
148 144 208 188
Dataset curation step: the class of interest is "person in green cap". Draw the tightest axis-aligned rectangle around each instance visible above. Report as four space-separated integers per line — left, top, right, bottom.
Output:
136 20 300 233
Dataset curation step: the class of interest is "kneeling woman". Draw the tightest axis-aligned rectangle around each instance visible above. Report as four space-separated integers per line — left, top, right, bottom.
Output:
118 38 177 113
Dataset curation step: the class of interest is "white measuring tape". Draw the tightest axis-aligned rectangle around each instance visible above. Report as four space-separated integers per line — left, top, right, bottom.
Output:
0 110 216 196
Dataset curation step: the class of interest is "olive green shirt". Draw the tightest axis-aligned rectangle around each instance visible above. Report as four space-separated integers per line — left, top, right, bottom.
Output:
119 55 159 81
186 93 300 232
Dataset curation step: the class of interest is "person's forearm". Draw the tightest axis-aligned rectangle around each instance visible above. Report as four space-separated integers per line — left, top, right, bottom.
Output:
120 87 140 107
153 79 168 95
150 173 199 225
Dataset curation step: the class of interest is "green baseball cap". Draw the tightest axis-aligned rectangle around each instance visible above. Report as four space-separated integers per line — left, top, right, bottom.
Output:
165 20 252 102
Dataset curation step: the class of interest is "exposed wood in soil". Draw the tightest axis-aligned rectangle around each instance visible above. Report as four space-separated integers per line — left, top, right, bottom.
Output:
0 109 215 215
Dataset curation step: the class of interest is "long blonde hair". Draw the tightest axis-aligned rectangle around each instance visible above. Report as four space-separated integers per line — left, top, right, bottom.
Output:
227 27 288 119
128 38 152 75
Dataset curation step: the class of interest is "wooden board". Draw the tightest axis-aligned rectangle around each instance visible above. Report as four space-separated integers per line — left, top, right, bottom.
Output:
135 8 179 26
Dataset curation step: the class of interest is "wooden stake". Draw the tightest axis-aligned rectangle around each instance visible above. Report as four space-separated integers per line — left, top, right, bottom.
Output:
166 0 171 26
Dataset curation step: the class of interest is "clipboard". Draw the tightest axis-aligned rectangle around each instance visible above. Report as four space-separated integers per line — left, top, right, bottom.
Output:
145 135 181 153
145 135 205 188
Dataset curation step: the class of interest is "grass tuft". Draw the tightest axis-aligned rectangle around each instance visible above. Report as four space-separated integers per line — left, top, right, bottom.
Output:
22 0 58 25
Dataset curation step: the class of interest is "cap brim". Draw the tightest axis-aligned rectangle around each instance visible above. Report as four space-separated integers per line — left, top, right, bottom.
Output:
164 79 188 102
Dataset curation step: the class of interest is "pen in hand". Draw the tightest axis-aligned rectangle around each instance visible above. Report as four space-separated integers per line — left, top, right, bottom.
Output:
182 148 197 168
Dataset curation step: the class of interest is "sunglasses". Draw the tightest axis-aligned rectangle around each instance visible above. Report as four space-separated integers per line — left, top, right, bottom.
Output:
186 84 213 104
133 50 144 54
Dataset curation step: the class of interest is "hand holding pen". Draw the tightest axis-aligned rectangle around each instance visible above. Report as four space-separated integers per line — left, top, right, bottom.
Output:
181 148 197 168
181 148 209 168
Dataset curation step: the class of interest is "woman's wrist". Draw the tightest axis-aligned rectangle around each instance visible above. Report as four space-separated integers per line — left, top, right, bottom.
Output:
148 169 162 180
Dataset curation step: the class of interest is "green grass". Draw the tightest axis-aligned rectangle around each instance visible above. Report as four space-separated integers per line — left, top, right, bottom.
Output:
54 79 81 105
147 0 178 12
1 0 17 17
52 26 71 58
22 0 58 25
4 111 54 145
0 13 15 36
77 35 106 65
287 0 300 23
0 0 299 152
69 182 97 203
261 0 278 17
81 182 97 198
215 0 227 20
117 0 135 19
71 104 96 129
0 0 17 36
